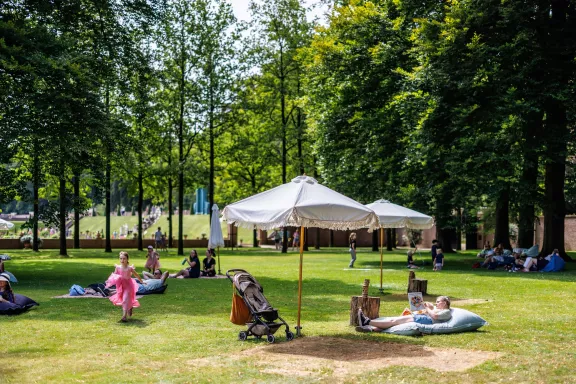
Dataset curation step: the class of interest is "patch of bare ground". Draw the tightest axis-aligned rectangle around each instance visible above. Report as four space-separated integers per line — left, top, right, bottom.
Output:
194 337 500 380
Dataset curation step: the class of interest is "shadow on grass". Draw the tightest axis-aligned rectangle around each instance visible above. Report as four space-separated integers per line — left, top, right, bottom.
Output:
116 318 148 328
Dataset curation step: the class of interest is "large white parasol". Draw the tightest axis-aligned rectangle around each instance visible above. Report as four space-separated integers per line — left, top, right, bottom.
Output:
208 204 225 274
0 219 15 230
365 199 434 292
222 175 380 335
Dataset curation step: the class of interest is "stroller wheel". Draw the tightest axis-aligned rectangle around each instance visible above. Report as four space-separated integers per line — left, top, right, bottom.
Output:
266 334 275 344
238 331 248 341
285 331 294 341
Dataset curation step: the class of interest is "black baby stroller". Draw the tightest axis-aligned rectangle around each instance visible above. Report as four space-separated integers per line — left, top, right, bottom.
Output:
226 269 294 343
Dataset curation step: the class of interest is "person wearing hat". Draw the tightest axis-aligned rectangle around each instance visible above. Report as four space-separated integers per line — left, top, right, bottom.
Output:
144 245 161 272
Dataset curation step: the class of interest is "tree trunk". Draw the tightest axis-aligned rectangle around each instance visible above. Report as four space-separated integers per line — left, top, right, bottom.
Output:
137 172 143 251
168 176 173 248
303 228 309 251
209 88 215 226
32 152 40 252
435 192 455 253
386 229 393 251
253 228 258 247
372 230 378 251
436 227 454 253
177 32 186 257
542 100 568 258
329 230 334 247
59 175 67 256
464 210 478 250
349 296 380 326
178 170 184 256
105 161 112 252
455 208 462 251
315 228 320 250
391 229 397 249
517 112 541 248
73 175 80 249
493 186 511 249
282 228 288 253
541 0 570 259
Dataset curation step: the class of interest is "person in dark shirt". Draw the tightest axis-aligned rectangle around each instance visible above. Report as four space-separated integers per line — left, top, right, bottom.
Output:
433 248 445 271
201 249 216 277
170 250 201 278
431 239 438 263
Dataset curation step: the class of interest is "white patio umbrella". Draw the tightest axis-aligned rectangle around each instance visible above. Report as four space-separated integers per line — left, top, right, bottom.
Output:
208 204 225 274
365 199 434 292
222 175 380 336
0 219 15 230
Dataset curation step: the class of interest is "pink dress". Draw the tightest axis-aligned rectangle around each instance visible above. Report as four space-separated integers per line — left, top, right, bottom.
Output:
105 265 140 311
144 254 161 270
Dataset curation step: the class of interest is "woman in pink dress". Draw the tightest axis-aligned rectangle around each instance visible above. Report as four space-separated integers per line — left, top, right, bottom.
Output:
106 251 142 322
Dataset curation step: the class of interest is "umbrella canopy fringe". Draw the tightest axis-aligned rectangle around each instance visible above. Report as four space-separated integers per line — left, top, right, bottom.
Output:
228 216 378 232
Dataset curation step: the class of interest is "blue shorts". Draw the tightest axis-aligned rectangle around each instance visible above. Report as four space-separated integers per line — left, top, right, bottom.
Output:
413 314 434 325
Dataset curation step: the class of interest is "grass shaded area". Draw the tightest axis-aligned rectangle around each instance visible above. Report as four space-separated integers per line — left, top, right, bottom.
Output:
1 247 575 383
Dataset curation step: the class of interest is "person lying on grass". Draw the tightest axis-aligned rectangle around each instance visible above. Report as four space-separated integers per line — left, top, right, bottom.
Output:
356 296 452 332
137 269 169 294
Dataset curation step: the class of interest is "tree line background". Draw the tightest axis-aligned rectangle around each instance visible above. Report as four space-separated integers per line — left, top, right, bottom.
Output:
1 0 575 258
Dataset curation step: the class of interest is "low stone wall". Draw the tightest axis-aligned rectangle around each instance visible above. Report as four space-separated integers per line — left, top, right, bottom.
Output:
0 238 214 250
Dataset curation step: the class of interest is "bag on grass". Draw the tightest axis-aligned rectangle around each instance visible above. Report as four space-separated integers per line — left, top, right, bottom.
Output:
230 289 251 325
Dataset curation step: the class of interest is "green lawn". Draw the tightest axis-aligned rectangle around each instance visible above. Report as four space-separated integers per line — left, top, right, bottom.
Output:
1 248 575 383
70 215 254 242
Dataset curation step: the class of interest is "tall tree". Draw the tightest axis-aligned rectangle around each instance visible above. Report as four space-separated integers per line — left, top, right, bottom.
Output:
249 0 313 252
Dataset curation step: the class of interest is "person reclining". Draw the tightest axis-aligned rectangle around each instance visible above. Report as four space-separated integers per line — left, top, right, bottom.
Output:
137 269 169 294
356 296 452 332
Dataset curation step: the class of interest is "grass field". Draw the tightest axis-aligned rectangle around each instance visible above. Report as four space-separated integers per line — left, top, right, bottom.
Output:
70 215 255 242
1 247 574 383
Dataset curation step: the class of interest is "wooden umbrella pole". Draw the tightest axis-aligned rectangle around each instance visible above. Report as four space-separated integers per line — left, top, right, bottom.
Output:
296 225 305 336
379 228 384 293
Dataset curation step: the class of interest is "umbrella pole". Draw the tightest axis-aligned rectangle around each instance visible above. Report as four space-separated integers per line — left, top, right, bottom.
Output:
379 228 384 293
296 225 305 337
217 246 221 275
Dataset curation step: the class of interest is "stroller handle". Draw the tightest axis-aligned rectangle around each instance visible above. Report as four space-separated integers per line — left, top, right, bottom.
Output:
226 269 248 281
226 269 264 293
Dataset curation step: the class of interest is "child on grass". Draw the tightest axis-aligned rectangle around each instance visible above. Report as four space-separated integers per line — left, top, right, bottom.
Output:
106 251 142 322
433 248 444 271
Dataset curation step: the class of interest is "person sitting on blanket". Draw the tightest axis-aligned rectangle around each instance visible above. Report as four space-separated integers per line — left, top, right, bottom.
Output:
137 269 169 293
201 249 216 277
169 250 201 278
476 244 492 258
356 296 452 332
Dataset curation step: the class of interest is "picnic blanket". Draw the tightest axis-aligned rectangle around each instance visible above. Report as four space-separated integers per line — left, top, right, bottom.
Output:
175 274 227 279
53 293 145 299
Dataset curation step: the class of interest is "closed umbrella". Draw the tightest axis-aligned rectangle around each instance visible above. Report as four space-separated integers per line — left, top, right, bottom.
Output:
208 204 225 274
222 175 379 336
0 219 15 230
365 199 434 292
